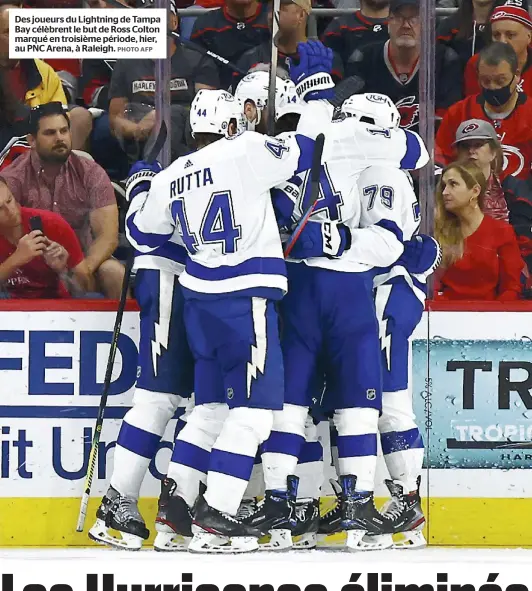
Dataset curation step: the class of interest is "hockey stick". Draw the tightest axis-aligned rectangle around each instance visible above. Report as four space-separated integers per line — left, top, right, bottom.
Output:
283 133 325 258
267 0 280 136
103 0 247 75
75 122 168 533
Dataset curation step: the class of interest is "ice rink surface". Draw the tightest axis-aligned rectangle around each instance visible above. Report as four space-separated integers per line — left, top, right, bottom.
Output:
2 547 532 564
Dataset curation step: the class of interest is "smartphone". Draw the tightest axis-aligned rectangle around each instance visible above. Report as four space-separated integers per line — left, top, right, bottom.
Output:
29 216 43 233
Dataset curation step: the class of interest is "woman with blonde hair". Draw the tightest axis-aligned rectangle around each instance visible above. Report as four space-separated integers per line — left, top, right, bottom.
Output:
435 160 523 300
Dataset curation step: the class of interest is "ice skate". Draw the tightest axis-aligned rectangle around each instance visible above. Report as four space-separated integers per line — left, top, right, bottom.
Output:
292 499 320 549
237 498 258 520
365 477 426 549
339 475 394 551
243 476 298 551
317 479 343 546
153 478 193 552
188 495 264 554
88 486 149 551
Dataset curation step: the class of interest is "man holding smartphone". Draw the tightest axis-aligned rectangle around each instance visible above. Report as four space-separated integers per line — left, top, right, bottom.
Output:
0 179 92 298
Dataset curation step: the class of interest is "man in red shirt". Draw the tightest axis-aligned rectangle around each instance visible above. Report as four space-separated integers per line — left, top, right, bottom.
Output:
436 41 532 181
0 180 92 298
463 6 532 97
0 102 125 298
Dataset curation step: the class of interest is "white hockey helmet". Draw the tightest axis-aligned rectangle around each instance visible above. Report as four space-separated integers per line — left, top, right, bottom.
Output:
341 93 401 130
275 78 304 122
190 89 245 138
235 70 293 130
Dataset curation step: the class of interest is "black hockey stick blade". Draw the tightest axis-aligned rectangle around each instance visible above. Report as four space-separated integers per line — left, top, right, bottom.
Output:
145 120 168 164
283 133 325 258
101 0 247 75
170 32 248 75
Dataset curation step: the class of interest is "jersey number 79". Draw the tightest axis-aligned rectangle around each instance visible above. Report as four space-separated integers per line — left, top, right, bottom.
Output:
173 190 242 255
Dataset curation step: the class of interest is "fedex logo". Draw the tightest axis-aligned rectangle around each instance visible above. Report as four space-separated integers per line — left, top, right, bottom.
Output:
0 329 138 397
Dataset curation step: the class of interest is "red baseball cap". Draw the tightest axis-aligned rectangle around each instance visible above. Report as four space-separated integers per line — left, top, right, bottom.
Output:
490 5 532 29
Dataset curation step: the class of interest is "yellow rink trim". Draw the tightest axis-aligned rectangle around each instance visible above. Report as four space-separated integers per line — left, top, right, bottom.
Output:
1 497 531 547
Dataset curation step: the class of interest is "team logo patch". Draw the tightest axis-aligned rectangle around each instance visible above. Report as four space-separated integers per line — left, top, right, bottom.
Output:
265 139 289 158
396 95 419 129
462 123 479 134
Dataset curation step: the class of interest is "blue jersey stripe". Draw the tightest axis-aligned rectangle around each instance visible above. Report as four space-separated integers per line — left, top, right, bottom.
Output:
126 213 173 250
185 257 286 282
135 241 187 265
400 131 422 170
376 219 403 242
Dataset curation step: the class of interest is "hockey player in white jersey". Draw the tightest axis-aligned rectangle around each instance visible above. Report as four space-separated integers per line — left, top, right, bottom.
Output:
234 70 302 134
248 93 430 551
124 40 336 553
89 211 194 551
319 94 441 549
285 94 440 549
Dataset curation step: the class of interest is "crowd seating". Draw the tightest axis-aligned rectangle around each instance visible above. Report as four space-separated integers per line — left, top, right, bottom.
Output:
0 0 530 301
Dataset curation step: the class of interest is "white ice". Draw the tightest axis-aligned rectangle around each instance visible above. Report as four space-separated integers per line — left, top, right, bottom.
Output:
2 547 532 564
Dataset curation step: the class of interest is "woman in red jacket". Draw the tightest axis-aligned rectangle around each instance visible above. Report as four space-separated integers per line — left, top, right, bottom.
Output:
435 160 524 300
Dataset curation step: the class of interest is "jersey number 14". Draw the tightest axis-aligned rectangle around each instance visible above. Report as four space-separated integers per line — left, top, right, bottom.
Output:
173 190 242 255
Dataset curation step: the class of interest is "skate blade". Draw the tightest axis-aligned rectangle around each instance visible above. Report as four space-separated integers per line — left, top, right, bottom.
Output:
153 531 191 552
293 532 317 550
258 529 293 551
88 519 144 551
392 529 427 549
346 530 394 552
316 532 346 548
188 531 259 554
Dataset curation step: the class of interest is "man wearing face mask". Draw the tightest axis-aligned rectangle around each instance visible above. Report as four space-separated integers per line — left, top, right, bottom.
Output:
463 5 532 97
436 41 532 181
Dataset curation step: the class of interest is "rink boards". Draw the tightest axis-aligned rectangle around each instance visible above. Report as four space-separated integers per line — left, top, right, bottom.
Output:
1 300 532 547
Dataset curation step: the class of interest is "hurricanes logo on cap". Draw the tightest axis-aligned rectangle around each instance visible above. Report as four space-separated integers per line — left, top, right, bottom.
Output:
492 10 511 20
462 123 479 133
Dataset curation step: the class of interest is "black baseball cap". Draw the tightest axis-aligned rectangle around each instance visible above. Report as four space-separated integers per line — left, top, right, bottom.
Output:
390 0 419 12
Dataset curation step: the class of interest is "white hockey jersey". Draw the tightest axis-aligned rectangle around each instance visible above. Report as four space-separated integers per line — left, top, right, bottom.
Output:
126 101 333 299
131 230 187 276
273 117 429 273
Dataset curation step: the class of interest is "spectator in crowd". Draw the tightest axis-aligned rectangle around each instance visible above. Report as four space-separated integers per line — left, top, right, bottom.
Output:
344 0 463 130
109 0 219 164
322 0 389 74
0 70 30 160
234 0 343 86
190 0 270 89
81 0 134 179
437 0 496 71
0 2 93 151
436 42 532 181
434 160 523 301
453 118 532 277
0 179 92 298
0 102 125 298
463 5 532 96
